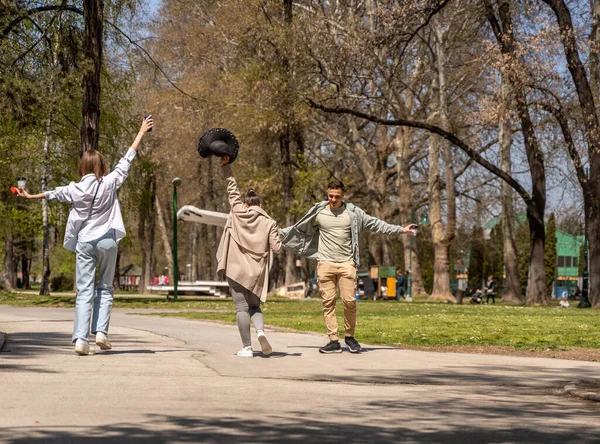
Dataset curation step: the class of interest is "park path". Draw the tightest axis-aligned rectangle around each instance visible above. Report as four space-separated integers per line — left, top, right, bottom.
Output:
1 305 599 443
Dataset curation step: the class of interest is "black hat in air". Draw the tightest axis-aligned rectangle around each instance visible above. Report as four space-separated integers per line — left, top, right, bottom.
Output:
197 128 239 164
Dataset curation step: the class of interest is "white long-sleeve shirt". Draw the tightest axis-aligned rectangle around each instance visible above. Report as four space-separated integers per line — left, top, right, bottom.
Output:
45 148 137 252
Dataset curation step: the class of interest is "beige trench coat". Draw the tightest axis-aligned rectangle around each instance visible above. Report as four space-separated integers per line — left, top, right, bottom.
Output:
216 165 282 302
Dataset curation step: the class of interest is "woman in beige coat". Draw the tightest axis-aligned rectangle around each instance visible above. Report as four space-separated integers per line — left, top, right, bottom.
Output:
216 156 282 357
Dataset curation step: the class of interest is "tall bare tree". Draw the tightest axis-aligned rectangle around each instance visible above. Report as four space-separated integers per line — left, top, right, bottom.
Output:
80 0 103 155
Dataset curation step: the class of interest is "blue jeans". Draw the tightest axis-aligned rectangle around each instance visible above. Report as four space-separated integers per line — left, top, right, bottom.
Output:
72 230 118 343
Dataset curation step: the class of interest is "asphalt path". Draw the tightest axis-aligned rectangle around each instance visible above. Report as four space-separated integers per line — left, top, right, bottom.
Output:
1 305 599 443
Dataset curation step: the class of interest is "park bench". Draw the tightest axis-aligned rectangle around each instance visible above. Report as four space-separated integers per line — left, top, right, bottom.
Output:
147 280 230 298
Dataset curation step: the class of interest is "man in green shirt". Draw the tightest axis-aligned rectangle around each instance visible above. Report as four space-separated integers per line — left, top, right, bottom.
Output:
281 179 416 353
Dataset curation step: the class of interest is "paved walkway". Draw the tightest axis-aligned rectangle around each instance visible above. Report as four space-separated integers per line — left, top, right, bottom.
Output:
1 305 599 443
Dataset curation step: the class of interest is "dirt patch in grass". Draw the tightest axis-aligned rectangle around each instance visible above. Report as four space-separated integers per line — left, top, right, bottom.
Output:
400 344 600 362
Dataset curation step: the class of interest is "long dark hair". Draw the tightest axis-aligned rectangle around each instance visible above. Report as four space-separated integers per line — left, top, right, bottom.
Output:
245 188 260 207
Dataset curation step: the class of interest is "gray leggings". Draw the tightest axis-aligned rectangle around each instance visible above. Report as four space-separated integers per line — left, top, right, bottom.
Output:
227 278 264 347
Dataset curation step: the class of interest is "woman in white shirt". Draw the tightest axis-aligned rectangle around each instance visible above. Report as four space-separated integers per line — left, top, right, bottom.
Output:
17 117 153 355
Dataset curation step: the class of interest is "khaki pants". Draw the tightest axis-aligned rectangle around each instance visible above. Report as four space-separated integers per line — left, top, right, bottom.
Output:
317 261 357 341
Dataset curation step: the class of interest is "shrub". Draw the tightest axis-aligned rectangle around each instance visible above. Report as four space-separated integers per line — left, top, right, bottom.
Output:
51 274 74 292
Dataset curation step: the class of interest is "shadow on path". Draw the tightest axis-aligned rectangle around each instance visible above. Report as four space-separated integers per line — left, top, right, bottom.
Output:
2 410 600 444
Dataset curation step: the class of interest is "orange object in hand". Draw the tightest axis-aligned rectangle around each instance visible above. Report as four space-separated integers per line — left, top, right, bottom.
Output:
10 186 19 195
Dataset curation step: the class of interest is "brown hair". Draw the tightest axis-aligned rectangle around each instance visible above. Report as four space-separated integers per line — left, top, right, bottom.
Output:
245 188 261 207
327 179 345 192
78 150 107 180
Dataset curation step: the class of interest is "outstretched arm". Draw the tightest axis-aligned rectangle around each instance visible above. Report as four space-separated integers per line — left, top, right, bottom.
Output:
16 189 45 200
361 210 417 236
18 186 74 202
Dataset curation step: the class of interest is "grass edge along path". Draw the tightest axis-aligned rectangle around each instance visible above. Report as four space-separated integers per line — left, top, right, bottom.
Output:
1 290 599 361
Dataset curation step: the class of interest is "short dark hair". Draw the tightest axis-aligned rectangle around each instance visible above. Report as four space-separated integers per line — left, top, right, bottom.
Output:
245 188 261 207
327 179 345 191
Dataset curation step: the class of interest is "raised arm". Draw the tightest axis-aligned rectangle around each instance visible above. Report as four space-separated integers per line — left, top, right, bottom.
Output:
105 116 153 189
221 159 245 212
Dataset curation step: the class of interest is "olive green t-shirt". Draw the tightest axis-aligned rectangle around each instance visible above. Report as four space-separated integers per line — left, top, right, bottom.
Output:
314 205 353 262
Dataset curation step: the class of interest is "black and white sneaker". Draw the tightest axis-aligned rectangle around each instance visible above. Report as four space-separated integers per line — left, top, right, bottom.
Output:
345 336 362 353
319 340 342 354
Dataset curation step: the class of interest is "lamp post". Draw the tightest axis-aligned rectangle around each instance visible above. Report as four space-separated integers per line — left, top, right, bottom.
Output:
172 177 183 301
406 206 429 301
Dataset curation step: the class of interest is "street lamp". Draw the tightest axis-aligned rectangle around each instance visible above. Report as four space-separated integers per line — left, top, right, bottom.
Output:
406 206 429 302
172 177 183 301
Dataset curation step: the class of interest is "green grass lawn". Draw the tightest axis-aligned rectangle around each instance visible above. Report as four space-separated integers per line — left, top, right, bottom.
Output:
2 290 599 350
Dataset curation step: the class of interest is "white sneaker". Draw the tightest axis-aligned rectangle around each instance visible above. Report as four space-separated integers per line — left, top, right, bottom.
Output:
257 330 272 355
74 339 95 356
95 332 112 350
236 346 253 358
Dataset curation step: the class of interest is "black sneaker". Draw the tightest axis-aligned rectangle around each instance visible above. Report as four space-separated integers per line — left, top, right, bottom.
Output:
319 340 342 354
345 336 362 353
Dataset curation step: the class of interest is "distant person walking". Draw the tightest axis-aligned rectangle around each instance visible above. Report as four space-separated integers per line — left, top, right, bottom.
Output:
216 155 282 358
395 269 405 301
17 116 153 355
486 275 496 304
281 179 416 354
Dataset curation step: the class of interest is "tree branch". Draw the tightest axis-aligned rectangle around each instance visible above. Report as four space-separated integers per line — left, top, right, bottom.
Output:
307 98 532 205
1 5 82 41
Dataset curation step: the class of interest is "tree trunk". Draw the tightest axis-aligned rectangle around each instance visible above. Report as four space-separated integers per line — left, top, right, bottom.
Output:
155 193 174 284
428 17 455 302
427 134 453 301
114 250 121 291
80 0 104 155
539 0 600 308
588 0 600 308
367 231 383 266
381 238 394 266
585 191 600 307
40 116 52 295
139 176 156 293
198 223 210 280
485 1 548 305
21 251 30 289
281 131 298 285
499 80 522 303
526 211 548 304
590 0 600 101
207 226 218 278
396 129 426 294
4 231 16 290
191 225 198 281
